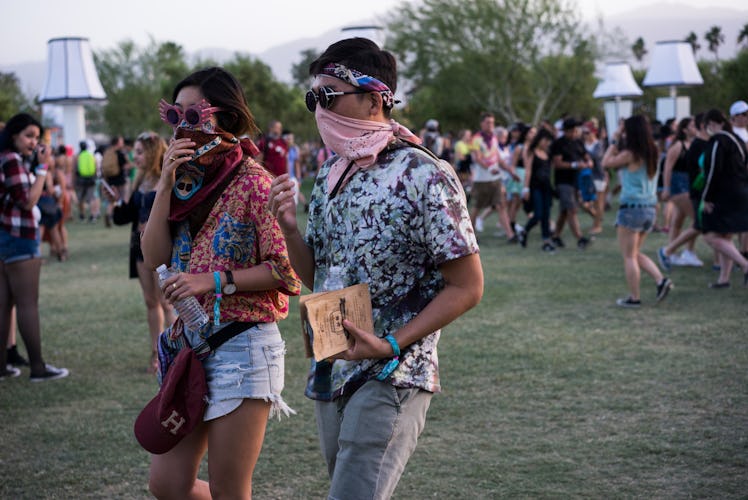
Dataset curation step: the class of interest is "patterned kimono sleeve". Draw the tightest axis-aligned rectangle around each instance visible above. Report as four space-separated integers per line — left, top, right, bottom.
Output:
250 173 301 296
420 161 479 265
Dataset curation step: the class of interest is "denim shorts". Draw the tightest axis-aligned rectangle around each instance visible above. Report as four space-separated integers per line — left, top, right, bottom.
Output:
0 228 41 264
670 171 690 196
184 321 293 421
615 206 655 232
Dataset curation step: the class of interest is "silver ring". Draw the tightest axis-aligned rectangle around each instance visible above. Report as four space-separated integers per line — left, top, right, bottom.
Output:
172 283 177 289
170 156 176 161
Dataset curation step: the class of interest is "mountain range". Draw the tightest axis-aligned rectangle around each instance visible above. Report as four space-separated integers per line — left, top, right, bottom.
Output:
2 2 746 100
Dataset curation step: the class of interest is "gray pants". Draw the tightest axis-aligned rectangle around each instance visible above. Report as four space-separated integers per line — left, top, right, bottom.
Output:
315 379 433 500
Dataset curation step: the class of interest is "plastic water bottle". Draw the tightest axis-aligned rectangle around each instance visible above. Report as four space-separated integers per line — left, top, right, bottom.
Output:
323 265 346 291
156 264 209 331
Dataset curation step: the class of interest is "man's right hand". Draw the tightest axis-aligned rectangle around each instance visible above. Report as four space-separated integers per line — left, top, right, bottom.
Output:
268 174 299 235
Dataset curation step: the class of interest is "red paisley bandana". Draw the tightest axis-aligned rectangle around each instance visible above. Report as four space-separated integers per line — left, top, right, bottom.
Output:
168 127 259 222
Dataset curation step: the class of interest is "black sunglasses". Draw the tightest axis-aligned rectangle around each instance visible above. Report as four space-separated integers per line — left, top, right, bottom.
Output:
305 86 369 112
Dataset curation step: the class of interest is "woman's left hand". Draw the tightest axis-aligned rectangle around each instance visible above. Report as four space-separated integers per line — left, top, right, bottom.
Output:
162 271 213 303
37 145 53 166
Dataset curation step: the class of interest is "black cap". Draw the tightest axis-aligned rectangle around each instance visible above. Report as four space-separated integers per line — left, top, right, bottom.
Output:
562 118 582 130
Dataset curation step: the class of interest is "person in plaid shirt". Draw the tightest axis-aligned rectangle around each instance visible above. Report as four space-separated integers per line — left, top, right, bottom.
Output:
0 113 69 381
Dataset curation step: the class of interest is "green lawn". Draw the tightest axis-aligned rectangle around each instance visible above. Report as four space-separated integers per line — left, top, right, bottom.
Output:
1 200 746 499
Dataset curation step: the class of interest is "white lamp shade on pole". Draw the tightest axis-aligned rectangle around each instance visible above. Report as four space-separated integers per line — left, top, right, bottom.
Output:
39 37 106 150
593 62 643 99
593 62 642 137
643 41 703 123
643 41 703 88
40 37 106 103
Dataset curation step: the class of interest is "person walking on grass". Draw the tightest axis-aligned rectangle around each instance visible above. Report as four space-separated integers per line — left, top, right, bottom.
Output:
658 113 711 273
520 127 556 252
698 108 748 289
141 67 300 499
471 113 517 242
603 115 673 308
269 37 483 499
550 118 592 250
659 116 703 268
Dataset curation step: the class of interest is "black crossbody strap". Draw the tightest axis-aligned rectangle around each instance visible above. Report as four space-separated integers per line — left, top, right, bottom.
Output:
193 321 259 357
329 160 356 199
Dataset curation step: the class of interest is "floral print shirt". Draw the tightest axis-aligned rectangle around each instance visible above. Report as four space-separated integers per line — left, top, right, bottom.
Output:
171 160 301 325
304 142 479 401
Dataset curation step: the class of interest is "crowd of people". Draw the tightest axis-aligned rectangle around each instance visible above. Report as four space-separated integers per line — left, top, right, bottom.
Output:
1 34 747 497
414 100 748 306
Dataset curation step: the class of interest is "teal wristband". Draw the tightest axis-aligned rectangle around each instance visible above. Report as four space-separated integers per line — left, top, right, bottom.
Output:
213 271 222 326
376 335 400 381
383 335 400 356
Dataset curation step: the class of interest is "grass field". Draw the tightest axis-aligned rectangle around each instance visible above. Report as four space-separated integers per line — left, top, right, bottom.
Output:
1 196 746 499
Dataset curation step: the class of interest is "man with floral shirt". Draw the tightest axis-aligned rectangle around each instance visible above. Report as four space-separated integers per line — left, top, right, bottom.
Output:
269 38 483 499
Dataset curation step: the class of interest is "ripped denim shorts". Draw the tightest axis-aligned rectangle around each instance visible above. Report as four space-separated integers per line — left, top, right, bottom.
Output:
184 321 294 421
615 206 656 232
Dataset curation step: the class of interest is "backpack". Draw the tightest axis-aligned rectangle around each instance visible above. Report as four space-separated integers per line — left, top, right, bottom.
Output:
101 147 120 177
77 150 96 178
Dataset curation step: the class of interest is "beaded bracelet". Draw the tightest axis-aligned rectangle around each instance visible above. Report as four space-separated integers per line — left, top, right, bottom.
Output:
375 334 400 381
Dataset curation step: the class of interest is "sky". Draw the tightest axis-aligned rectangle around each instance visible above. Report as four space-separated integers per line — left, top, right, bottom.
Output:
1 0 747 66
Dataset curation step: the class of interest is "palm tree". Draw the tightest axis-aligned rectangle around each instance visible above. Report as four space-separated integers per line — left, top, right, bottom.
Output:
685 31 701 56
738 23 748 50
705 25 725 61
631 37 647 68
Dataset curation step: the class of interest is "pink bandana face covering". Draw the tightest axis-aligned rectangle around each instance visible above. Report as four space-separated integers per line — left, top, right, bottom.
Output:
315 107 421 194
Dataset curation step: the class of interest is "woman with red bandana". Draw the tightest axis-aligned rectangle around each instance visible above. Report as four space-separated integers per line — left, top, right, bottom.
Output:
140 67 300 498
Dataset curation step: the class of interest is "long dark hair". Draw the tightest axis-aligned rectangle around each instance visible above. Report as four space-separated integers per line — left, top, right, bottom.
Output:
704 108 733 134
172 67 258 137
674 116 693 142
623 115 658 178
0 113 43 153
528 127 554 153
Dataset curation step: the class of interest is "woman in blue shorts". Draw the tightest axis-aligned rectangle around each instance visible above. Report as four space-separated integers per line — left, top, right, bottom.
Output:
661 116 701 265
0 113 68 380
603 115 673 308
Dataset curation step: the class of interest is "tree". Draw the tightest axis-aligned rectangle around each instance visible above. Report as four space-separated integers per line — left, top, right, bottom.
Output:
705 25 725 61
386 0 599 130
224 55 317 140
0 72 33 121
738 23 748 49
291 49 320 89
631 37 647 67
685 31 701 57
95 37 190 137
93 38 317 142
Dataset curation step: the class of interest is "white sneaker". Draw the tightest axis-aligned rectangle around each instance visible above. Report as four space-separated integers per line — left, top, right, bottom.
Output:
514 223 525 235
29 364 69 382
474 217 484 232
670 253 686 266
1 365 21 380
679 250 704 267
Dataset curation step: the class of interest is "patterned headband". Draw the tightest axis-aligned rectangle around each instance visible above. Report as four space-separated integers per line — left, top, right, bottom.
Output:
321 63 398 109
